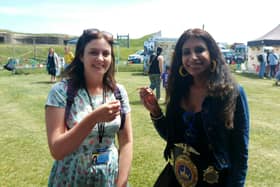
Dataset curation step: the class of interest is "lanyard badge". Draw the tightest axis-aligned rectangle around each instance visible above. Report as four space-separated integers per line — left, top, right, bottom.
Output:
92 147 110 165
92 152 109 165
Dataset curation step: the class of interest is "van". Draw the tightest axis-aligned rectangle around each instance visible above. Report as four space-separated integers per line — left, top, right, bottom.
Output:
221 49 235 64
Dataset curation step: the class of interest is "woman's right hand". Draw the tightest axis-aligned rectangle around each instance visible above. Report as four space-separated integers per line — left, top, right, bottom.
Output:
93 100 121 123
139 87 161 116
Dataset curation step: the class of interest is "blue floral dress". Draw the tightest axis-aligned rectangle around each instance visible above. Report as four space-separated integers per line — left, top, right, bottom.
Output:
46 81 131 187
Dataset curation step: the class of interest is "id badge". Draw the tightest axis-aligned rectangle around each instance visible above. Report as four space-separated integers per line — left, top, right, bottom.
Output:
92 152 109 165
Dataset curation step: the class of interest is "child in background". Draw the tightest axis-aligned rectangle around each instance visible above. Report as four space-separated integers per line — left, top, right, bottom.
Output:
161 66 170 103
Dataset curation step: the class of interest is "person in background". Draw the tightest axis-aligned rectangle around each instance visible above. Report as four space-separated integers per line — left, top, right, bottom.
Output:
275 69 280 86
46 47 59 82
45 28 133 187
143 46 150 75
161 65 170 103
265 51 271 78
148 46 164 100
268 49 279 78
257 52 266 79
139 28 249 187
63 45 74 69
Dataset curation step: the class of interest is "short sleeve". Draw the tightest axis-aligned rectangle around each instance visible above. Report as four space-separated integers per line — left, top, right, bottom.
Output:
45 81 68 108
116 84 131 114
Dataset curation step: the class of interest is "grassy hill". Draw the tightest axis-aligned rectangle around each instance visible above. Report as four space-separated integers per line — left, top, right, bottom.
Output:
0 32 153 66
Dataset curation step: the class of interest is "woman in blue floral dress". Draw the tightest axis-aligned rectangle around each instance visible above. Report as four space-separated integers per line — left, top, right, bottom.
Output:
45 29 133 187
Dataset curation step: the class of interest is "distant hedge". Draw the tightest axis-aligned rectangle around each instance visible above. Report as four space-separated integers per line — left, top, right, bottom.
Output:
0 62 144 76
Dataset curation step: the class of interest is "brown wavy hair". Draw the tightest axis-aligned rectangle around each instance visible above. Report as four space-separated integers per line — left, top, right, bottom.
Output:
62 29 116 92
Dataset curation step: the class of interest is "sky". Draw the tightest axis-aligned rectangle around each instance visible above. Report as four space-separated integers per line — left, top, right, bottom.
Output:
0 0 279 44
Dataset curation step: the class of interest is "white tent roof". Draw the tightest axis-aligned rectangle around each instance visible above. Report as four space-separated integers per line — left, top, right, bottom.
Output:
247 24 280 46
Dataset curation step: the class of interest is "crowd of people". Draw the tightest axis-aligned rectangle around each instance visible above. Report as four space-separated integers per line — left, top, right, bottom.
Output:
45 28 251 186
257 49 280 85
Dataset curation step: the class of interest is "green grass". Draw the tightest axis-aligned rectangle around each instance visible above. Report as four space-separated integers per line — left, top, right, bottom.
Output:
0 68 280 186
0 43 141 67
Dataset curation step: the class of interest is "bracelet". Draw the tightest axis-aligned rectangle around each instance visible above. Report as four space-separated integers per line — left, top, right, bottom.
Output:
150 112 164 121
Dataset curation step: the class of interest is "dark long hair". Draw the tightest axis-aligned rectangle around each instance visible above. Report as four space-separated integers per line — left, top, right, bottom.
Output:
62 29 116 92
167 28 238 129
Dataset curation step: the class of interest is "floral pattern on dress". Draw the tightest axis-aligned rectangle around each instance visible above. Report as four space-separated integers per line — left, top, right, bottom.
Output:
46 81 131 187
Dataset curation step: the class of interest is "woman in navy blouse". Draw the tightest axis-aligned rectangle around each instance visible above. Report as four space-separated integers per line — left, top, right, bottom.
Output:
139 28 249 187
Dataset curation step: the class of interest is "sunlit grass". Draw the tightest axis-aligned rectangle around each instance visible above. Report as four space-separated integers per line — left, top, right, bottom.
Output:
0 69 279 186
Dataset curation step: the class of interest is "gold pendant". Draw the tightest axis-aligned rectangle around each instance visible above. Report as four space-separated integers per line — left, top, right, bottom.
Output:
174 154 198 187
203 166 219 184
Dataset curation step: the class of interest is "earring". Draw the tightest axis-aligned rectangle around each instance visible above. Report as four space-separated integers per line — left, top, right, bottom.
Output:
210 60 217 73
179 65 188 77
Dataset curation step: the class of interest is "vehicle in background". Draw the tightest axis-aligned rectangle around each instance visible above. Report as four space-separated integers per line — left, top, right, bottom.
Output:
231 43 247 63
127 50 145 64
217 42 228 50
221 49 235 64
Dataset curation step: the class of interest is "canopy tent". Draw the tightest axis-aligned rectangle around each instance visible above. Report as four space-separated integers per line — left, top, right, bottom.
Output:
248 24 280 46
247 24 280 73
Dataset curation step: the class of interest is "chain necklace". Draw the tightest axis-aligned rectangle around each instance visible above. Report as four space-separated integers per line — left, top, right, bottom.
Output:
85 87 106 144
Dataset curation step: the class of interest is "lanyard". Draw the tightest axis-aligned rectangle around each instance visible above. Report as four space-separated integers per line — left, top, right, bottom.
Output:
85 87 106 144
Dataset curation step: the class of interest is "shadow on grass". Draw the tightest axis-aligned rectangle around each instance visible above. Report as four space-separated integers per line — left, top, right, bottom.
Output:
131 72 147 76
32 81 55 84
233 71 260 80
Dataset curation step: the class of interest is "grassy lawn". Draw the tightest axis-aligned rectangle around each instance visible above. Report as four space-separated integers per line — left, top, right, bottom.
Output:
0 68 279 186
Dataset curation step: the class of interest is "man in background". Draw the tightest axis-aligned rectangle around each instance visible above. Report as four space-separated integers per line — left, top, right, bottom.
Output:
148 47 164 100
268 49 279 78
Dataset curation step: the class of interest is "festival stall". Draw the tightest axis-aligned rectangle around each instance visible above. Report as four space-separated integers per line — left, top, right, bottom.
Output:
247 24 280 73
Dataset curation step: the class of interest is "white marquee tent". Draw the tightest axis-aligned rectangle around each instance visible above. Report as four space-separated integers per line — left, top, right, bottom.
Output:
247 24 280 73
